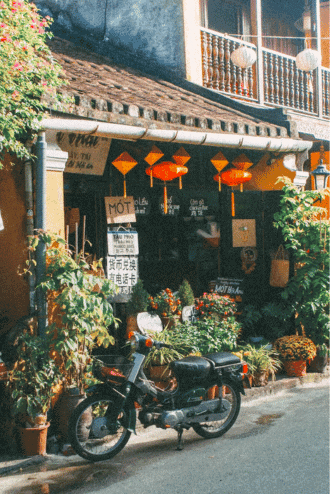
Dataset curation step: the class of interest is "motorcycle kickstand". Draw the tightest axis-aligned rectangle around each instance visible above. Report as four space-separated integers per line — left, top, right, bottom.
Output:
176 426 184 451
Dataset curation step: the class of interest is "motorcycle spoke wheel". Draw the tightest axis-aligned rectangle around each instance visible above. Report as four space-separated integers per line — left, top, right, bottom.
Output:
193 379 241 439
69 394 131 462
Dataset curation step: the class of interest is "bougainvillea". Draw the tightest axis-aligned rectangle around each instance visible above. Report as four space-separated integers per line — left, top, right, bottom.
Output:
0 1 66 161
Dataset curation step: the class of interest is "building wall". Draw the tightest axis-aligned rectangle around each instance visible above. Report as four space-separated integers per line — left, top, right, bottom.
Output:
0 157 29 339
320 2 329 68
35 0 187 76
46 170 65 237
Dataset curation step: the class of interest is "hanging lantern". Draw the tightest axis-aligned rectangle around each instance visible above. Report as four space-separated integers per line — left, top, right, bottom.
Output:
211 151 229 191
146 161 188 214
172 147 191 189
112 152 138 198
295 49 321 72
144 145 164 187
231 46 256 69
217 168 252 216
232 154 253 190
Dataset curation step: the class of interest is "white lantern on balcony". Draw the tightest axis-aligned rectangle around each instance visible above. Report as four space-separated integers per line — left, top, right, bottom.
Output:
295 49 321 72
230 46 256 69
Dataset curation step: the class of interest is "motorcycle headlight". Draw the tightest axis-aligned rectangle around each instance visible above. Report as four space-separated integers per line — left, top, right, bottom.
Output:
129 333 141 352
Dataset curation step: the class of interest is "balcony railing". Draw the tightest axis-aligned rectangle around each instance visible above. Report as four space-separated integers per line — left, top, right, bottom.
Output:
201 28 330 118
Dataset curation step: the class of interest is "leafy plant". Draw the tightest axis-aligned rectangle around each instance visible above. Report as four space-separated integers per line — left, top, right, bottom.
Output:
143 329 190 368
8 329 60 423
178 279 195 307
273 178 330 346
234 344 281 380
126 279 150 316
0 0 68 160
195 293 237 322
28 231 119 393
173 317 241 355
274 335 317 361
149 288 182 318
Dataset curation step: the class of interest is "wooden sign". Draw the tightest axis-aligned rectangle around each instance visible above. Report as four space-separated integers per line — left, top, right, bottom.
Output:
209 277 244 297
56 132 111 176
106 256 138 302
104 196 136 224
232 219 256 248
107 231 139 256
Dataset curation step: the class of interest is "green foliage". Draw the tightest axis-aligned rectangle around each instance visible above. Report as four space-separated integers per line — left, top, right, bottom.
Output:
195 293 237 321
143 329 190 368
178 279 195 307
173 317 241 355
273 178 330 345
0 1 67 161
126 279 150 315
8 330 60 420
234 344 281 379
149 288 182 318
29 231 120 393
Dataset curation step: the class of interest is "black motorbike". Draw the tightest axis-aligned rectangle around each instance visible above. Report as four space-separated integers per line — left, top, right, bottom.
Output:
69 332 248 462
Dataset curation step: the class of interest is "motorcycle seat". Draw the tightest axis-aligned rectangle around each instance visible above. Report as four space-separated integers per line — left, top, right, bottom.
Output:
170 356 211 381
204 352 241 367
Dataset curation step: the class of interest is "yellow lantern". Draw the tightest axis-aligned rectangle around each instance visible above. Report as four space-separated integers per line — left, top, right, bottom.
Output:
144 145 164 187
112 152 137 198
211 151 229 190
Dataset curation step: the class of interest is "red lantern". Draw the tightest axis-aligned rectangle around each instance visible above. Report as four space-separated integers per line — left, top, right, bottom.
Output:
215 169 252 216
146 161 188 214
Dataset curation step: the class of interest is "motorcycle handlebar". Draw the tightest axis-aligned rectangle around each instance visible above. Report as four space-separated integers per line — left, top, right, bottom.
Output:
154 342 173 350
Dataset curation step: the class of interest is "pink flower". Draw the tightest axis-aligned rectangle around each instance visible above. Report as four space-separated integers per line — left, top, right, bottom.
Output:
12 90 20 100
0 23 7 29
0 35 12 42
13 61 23 71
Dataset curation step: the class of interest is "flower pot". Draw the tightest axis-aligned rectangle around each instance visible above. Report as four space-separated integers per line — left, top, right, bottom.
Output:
52 389 86 442
126 314 138 338
19 422 50 456
283 360 307 377
252 371 269 387
308 354 328 374
146 365 173 382
161 316 179 330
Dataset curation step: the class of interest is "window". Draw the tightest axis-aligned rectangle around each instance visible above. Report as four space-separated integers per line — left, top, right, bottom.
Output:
201 0 251 37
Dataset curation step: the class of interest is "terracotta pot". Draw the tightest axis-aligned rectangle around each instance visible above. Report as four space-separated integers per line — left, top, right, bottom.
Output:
146 365 172 381
308 354 328 374
283 360 307 377
243 374 253 388
126 314 138 338
252 371 269 387
52 389 86 442
161 316 180 330
19 422 50 456
207 385 218 399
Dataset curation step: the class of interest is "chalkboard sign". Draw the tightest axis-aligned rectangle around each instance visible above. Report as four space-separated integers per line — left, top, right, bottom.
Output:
134 196 151 216
188 198 209 217
209 277 244 297
159 194 180 216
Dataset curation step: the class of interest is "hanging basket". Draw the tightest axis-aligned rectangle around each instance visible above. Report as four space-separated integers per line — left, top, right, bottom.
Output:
269 245 289 287
283 360 307 377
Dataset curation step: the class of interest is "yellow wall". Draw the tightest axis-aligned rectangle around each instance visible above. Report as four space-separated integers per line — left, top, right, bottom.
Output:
182 0 203 84
320 2 330 68
0 157 29 339
46 170 65 237
244 155 295 191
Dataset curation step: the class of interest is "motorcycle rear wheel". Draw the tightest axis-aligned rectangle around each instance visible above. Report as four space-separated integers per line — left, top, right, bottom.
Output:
192 378 241 439
69 394 131 462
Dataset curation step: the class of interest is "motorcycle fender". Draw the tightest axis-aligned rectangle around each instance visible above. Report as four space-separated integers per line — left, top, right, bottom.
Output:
220 375 246 396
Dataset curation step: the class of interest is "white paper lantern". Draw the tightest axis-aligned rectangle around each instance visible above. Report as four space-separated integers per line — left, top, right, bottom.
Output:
295 49 321 72
230 46 256 69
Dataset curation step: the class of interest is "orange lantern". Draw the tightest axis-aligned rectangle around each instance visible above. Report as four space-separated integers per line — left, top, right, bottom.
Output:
211 151 229 191
173 147 191 189
146 161 188 214
232 153 253 181
144 145 164 187
112 152 138 197
215 168 252 216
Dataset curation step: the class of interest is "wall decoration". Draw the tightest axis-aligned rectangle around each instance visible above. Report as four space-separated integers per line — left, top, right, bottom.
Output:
144 145 164 187
240 247 258 275
146 162 188 214
232 219 256 247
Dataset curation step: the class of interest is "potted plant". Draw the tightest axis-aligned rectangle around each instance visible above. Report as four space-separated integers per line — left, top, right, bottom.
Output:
149 288 182 329
178 279 195 308
274 335 317 377
143 329 190 388
27 232 119 442
195 293 238 322
8 330 60 455
125 279 150 337
235 344 281 387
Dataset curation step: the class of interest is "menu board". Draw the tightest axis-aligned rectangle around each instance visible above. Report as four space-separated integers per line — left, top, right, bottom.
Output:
188 198 209 217
134 196 151 216
209 277 244 297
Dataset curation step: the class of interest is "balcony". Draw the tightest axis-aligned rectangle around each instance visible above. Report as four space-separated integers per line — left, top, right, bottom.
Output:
201 28 330 118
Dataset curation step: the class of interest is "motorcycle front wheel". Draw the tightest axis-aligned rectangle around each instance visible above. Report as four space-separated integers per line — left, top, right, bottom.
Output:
192 378 241 439
69 394 132 462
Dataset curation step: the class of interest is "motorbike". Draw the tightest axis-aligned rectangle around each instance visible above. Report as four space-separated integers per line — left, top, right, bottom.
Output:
69 331 249 462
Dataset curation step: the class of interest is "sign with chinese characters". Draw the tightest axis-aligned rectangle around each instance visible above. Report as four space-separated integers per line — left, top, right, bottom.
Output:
56 132 111 176
107 256 138 302
107 231 139 256
188 198 209 217
134 196 151 216
104 196 136 224
209 277 244 297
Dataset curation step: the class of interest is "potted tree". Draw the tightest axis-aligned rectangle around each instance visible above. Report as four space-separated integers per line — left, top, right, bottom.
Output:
8 330 60 455
125 279 150 337
27 232 119 443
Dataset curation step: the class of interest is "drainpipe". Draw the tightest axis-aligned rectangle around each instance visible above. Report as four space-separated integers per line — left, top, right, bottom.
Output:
35 132 47 338
24 149 36 315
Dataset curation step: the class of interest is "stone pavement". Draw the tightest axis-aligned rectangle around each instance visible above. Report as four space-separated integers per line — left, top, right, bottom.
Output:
0 369 328 478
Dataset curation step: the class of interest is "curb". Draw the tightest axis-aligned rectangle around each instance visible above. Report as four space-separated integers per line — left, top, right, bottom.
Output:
0 370 328 476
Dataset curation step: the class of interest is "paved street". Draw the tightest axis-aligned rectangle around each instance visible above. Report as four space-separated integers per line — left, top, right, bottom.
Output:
0 382 328 494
